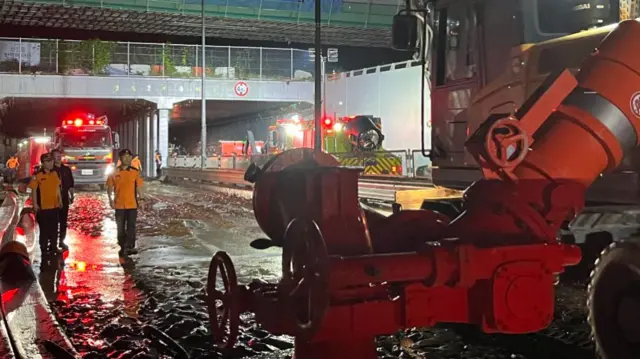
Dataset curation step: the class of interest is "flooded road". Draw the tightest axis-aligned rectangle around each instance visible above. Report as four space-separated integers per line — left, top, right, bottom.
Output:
33 183 287 358
31 182 596 359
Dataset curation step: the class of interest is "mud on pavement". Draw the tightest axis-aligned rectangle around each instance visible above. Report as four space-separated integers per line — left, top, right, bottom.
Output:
38 183 597 359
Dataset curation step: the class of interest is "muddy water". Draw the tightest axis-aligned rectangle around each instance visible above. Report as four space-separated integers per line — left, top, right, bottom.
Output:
33 184 595 359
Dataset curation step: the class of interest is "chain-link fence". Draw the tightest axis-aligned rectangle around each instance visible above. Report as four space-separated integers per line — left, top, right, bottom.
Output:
0 37 313 81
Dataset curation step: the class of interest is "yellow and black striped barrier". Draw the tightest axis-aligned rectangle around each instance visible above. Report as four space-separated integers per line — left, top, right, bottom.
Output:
336 153 403 176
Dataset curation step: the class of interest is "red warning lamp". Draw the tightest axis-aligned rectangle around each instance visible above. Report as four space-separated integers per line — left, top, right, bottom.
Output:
322 116 334 128
66 120 73 125
74 118 83 126
89 120 95 125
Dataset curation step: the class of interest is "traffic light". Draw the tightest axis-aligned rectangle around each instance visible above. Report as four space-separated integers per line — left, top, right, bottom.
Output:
322 116 334 129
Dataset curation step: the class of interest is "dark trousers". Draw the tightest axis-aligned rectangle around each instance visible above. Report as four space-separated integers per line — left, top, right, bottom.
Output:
156 165 162 178
5 168 15 183
58 205 69 245
37 209 59 252
115 209 137 250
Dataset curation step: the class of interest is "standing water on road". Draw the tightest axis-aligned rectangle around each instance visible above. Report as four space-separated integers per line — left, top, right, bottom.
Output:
34 183 288 358
33 183 595 359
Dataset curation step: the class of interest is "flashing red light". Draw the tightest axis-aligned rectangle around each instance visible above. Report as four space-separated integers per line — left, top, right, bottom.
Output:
66 120 73 125
96 120 104 125
15 226 25 236
322 116 334 128
74 119 83 126
89 120 95 125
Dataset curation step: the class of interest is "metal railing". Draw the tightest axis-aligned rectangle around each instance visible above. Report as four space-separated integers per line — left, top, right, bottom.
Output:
164 167 436 203
0 37 314 81
167 149 433 179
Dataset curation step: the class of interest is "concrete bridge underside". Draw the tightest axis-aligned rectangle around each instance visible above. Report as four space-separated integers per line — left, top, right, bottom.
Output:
0 73 311 177
0 0 400 47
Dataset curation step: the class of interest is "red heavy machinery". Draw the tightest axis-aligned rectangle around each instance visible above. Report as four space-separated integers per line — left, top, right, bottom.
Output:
203 14 640 359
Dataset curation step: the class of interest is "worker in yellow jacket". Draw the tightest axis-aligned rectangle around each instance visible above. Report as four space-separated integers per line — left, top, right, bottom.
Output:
5 155 19 183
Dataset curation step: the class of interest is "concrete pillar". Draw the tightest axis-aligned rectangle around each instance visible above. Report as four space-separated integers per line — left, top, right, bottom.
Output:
119 123 125 151
145 98 175 173
152 111 158 156
157 108 169 168
145 113 152 178
125 121 131 151
124 121 129 151
135 117 140 156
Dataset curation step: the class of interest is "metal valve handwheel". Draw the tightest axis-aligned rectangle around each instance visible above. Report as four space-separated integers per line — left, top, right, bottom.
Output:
207 251 240 349
484 118 530 169
280 218 331 341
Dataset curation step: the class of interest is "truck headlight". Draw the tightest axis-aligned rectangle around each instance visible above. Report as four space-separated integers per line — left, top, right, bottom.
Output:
105 164 114 175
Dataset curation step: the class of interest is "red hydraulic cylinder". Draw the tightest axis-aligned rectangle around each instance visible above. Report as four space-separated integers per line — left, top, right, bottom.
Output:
451 20 640 244
515 20 640 185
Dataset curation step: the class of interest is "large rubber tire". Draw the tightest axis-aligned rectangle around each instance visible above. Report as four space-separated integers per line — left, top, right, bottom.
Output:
589 241 640 359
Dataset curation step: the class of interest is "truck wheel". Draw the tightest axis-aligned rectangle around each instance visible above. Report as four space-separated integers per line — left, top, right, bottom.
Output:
589 241 640 359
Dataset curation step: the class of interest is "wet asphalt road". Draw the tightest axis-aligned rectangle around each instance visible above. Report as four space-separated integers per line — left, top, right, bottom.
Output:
30 182 597 359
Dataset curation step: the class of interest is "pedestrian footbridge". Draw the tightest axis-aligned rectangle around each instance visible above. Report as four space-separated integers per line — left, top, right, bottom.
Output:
0 37 313 103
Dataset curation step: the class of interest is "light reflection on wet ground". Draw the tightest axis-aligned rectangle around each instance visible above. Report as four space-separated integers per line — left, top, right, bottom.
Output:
32 185 287 358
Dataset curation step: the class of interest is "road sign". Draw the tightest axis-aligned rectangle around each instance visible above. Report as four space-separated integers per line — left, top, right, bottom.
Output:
327 48 339 62
234 81 249 97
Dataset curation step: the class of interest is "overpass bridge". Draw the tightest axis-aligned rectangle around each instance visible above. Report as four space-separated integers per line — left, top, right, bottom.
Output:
0 37 314 174
0 0 402 47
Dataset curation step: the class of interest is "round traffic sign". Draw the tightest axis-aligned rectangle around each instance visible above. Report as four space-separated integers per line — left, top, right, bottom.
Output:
234 81 249 97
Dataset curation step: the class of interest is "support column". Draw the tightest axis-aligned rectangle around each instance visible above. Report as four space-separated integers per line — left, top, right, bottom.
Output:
135 117 140 156
157 109 169 169
152 111 159 157
145 113 152 178
121 122 128 151
128 120 135 154
126 121 132 151
150 98 174 170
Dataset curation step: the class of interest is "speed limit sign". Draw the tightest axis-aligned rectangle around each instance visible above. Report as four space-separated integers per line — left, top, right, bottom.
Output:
234 81 249 97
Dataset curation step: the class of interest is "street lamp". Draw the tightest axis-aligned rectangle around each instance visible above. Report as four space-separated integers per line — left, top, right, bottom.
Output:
201 0 207 168
314 0 322 150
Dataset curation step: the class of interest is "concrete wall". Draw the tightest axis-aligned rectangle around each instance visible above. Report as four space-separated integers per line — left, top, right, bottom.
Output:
171 116 273 149
0 74 313 103
325 61 431 152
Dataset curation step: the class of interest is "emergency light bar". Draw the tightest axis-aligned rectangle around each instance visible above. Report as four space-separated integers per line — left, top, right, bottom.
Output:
63 115 108 127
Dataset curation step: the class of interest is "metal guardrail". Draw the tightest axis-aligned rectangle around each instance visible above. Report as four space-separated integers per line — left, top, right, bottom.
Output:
164 167 436 203
0 37 313 81
168 150 433 179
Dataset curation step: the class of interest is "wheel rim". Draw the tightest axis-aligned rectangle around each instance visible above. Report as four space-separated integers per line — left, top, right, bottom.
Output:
281 218 330 341
207 251 239 349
